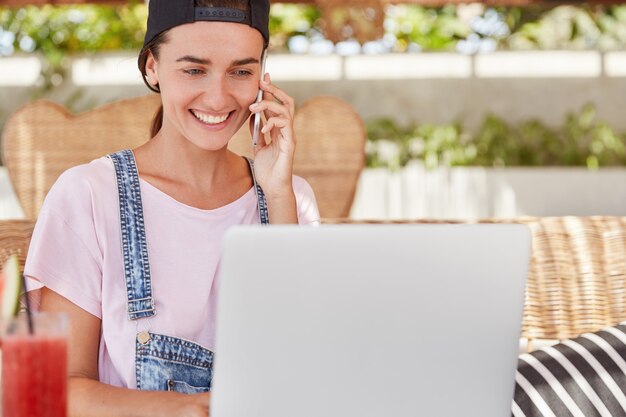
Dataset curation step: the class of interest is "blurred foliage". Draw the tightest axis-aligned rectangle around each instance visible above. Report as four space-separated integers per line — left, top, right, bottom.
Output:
0 4 147 89
385 5 474 52
366 105 626 169
269 3 321 48
386 4 626 53
1 3 625 61
504 5 626 50
0 3 625 86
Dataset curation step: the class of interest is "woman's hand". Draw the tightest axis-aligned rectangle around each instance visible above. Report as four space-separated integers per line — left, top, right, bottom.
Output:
248 73 296 200
177 392 211 417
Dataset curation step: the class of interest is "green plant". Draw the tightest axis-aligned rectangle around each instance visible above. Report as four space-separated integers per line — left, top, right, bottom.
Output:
385 5 472 52
366 104 626 170
383 4 626 53
3 4 626 68
505 5 626 50
0 4 147 90
268 4 320 50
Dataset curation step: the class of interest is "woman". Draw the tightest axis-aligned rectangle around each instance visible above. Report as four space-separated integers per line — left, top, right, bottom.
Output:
24 1 320 416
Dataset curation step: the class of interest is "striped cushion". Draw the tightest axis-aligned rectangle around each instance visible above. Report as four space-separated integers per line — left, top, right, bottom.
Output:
512 324 626 417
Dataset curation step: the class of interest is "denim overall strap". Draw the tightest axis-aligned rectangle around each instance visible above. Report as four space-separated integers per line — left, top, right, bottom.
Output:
109 150 156 320
244 157 270 225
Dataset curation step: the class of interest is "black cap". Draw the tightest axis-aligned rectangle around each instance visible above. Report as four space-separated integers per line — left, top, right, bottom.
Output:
143 0 270 48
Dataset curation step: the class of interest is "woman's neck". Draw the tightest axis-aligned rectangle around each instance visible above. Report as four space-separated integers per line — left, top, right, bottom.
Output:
131 125 253 210
138 129 239 188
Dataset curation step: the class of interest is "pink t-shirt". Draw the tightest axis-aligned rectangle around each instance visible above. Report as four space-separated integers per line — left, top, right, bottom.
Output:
24 156 320 388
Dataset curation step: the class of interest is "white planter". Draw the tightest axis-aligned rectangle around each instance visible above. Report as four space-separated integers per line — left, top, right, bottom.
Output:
350 163 626 220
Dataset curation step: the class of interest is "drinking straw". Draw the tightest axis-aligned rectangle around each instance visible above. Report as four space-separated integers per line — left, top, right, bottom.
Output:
20 274 34 335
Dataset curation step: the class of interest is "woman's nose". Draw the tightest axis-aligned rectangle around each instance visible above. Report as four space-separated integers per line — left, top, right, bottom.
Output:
201 76 230 110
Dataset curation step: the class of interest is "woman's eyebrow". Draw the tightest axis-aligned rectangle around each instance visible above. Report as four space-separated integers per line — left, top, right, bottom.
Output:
232 58 259 66
175 56 260 66
176 55 210 65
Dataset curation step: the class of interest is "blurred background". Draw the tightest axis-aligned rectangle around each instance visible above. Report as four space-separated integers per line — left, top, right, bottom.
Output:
1 0 625 220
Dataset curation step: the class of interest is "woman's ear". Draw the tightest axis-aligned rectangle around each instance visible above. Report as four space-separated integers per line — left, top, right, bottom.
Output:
145 51 159 87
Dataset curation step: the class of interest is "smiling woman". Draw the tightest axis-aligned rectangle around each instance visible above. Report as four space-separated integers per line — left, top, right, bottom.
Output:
138 0 268 139
143 21 264 152
22 1 320 417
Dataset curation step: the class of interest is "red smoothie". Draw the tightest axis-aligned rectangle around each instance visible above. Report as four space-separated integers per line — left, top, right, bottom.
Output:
2 333 68 417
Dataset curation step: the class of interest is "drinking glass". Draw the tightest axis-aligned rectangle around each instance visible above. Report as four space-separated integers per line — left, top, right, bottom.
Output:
1 312 68 417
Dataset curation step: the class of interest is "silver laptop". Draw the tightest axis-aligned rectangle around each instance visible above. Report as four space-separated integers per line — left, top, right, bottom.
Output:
212 225 531 417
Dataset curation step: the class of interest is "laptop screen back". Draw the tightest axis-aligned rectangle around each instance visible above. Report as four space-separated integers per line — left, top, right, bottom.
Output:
212 225 531 417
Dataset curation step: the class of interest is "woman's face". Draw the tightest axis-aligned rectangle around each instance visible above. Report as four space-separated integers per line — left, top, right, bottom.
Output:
146 21 264 151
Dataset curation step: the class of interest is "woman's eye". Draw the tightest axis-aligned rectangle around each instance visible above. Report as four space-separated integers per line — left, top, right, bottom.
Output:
233 69 252 77
184 69 203 76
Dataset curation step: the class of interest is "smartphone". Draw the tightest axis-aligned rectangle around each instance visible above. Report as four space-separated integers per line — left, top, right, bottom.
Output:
252 49 268 148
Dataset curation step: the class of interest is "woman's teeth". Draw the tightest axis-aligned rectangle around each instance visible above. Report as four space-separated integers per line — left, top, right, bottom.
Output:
191 110 229 125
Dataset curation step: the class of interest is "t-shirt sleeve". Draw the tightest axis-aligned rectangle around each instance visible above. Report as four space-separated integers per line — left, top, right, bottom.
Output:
293 176 321 226
24 167 103 318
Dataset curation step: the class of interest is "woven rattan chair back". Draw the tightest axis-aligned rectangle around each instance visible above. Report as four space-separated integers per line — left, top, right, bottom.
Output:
323 216 626 342
2 95 161 219
522 216 626 341
229 95 366 219
0 220 35 272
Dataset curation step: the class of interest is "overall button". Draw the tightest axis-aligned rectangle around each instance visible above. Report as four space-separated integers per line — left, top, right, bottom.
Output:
137 331 151 345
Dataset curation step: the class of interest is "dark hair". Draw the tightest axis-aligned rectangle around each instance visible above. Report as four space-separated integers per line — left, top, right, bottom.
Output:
138 30 167 137
138 0 264 138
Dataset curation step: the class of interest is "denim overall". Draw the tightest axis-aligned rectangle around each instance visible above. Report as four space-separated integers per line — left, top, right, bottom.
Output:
109 149 269 393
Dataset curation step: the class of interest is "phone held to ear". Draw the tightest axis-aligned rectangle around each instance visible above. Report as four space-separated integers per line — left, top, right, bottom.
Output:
252 49 268 148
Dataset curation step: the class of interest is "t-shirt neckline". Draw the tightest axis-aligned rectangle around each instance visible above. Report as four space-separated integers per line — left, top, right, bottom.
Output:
105 154 257 215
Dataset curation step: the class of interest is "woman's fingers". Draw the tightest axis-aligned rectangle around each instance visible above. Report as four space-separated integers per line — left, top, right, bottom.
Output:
250 100 289 120
259 74 295 117
262 117 296 152
249 73 297 154
261 116 289 135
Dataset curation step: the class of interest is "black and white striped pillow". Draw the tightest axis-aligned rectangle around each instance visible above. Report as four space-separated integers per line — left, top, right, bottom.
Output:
513 324 626 417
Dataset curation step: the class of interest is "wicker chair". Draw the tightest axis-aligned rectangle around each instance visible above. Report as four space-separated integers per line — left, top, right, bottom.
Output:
292 96 366 219
1 95 161 219
323 216 626 346
2 95 365 220
0 219 36 272
522 216 626 341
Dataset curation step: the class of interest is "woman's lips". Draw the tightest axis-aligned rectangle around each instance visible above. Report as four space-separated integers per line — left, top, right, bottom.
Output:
189 109 234 130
